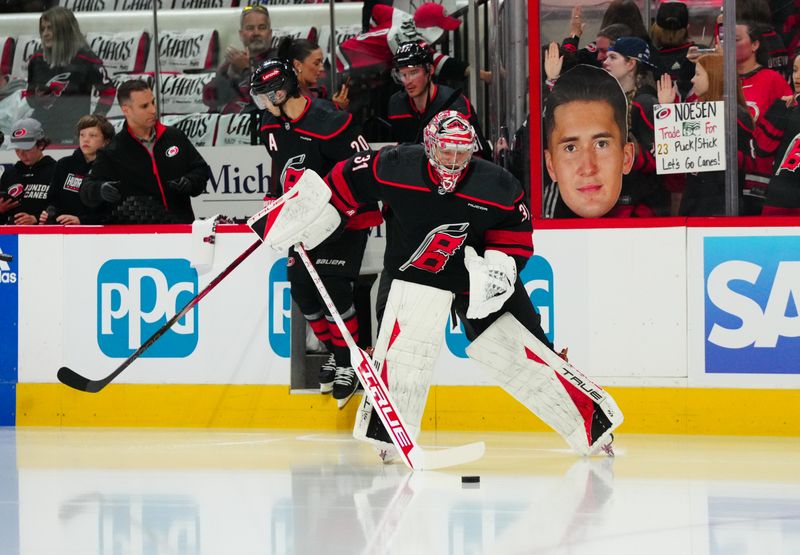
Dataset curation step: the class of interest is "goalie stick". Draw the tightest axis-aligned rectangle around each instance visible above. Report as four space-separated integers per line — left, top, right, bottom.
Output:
294 244 485 471
57 239 261 393
56 190 300 393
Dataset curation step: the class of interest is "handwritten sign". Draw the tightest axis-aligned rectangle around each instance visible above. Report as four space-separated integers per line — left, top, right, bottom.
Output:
654 101 726 174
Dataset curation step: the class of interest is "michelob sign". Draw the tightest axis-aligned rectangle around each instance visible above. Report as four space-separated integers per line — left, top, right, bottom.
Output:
654 101 726 175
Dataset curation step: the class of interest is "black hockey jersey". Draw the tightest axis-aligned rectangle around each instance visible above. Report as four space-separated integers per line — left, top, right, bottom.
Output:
325 144 533 293
259 96 380 230
25 47 116 144
387 84 491 154
762 100 800 208
46 148 106 224
0 155 56 224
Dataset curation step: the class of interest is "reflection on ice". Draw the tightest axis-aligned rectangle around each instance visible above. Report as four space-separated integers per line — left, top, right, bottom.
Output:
2 429 799 555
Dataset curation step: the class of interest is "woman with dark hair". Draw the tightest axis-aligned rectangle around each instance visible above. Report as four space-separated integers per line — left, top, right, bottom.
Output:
600 0 650 42
25 6 116 145
736 20 792 213
39 114 115 225
602 36 667 216
277 37 350 110
756 53 800 215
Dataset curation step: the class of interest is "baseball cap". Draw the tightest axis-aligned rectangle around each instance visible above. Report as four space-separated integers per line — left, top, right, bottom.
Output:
9 118 45 150
656 2 689 31
414 3 461 44
609 36 657 69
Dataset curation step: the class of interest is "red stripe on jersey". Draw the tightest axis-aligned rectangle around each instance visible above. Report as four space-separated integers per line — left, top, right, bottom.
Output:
632 101 655 130
260 124 280 130
296 112 353 140
388 114 414 119
345 209 383 230
453 191 516 211
485 230 533 251
373 157 430 192
327 161 361 212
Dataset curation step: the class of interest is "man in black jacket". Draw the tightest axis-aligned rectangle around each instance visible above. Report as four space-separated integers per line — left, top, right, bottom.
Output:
82 79 210 224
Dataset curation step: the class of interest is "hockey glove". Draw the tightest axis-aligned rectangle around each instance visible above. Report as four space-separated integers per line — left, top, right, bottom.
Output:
100 181 122 204
464 246 517 319
167 176 193 194
247 169 340 251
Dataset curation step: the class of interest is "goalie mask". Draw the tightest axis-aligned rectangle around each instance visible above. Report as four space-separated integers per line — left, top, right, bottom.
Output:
250 59 299 110
423 110 477 194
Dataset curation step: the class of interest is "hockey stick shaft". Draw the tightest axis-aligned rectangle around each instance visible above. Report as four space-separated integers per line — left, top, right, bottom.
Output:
295 245 485 470
58 239 262 393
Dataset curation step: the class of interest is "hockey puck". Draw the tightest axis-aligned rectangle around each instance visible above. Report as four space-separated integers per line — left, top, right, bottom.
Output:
0 253 12 263
461 475 480 484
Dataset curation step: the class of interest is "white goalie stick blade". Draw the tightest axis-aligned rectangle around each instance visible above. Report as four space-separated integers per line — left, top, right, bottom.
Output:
466 313 623 456
294 245 485 470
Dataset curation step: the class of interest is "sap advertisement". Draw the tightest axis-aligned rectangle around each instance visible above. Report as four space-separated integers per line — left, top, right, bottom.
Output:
688 228 800 388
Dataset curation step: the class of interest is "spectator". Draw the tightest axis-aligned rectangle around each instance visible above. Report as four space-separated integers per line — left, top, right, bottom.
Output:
558 6 631 71
387 41 491 154
203 4 276 114
757 53 800 215
600 0 651 42
737 20 793 214
651 2 695 101
0 118 56 225
0 73 33 144
335 2 488 85
602 37 667 216
25 6 116 145
657 56 754 216
736 0 789 77
277 37 350 110
39 114 114 225
81 80 210 224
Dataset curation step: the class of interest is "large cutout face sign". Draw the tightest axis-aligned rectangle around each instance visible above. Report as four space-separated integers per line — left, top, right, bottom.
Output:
544 65 634 218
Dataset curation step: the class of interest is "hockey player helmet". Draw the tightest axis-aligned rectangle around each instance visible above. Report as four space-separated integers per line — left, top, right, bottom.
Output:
391 41 433 84
250 58 299 109
423 110 477 194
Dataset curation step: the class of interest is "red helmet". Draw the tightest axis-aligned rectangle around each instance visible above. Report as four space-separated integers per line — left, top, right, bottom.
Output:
423 110 477 194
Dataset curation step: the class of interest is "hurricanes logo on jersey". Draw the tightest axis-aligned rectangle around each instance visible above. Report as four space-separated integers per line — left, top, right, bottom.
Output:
280 154 306 191
46 72 72 97
777 133 800 174
400 222 469 274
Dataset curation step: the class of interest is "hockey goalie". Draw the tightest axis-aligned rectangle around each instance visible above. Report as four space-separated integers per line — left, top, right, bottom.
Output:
249 111 623 459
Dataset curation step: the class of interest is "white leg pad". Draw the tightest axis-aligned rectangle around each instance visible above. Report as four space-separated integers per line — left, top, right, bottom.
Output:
353 280 453 454
466 313 623 456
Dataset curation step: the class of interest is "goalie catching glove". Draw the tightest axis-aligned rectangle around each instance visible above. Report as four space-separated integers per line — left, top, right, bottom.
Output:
246 169 341 251
464 246 517 319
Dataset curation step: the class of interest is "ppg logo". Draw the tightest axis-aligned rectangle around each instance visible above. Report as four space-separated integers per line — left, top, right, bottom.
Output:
445 255 555 357
704 236 800 374
97 259 198 358
269 257 290 357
